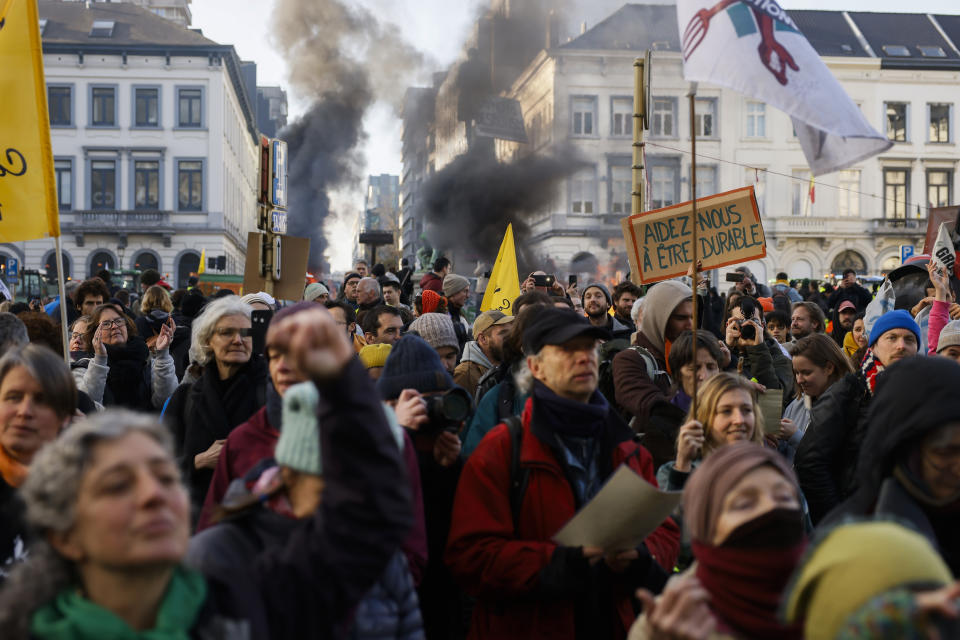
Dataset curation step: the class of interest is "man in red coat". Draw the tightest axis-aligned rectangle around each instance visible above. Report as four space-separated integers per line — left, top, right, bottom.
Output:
446 307 681 640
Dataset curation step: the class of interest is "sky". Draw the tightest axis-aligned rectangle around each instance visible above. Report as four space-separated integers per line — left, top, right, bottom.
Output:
190 0 960 269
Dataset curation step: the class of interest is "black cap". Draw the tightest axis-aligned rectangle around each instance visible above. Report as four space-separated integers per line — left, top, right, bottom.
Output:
522 307 609 355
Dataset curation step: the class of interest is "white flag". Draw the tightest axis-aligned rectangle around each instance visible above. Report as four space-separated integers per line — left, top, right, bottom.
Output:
932 223 956 274
678 0 892 176
0 279 11 303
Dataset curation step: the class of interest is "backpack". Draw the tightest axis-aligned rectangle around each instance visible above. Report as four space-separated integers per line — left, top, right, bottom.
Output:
772 289 792 315
597 339 668 418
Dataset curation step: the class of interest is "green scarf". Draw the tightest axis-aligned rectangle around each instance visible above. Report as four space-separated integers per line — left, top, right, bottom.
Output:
31 566 208 640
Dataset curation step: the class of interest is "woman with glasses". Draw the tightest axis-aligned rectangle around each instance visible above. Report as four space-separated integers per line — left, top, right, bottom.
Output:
164 297 268 522
80 303 178 410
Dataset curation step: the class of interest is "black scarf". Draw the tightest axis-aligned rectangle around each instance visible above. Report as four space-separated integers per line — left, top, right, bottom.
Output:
103 336 152 410
531 380 608 439
265 382 283 431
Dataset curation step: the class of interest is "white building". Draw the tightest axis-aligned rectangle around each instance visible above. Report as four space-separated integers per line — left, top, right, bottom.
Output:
496 4 960 284
0 0 259 288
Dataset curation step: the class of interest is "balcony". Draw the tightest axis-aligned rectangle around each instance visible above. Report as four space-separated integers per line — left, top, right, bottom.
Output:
869 218 926 234
61 210 175 248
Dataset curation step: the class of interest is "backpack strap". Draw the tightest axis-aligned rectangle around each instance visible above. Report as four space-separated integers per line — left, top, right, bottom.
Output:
505 416 529 535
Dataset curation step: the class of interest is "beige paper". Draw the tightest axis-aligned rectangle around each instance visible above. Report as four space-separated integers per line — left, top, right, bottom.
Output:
758 388 784 435
553 466 682 552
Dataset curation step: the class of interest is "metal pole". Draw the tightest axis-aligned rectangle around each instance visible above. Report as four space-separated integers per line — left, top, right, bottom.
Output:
631 58 646 250
54 235 69 364
688 84 700 417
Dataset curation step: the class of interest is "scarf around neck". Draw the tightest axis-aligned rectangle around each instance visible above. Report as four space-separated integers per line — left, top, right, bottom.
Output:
859 347 884 395
0 444 28 488
31 566 208 640
843 331 860 358
531 380 608 439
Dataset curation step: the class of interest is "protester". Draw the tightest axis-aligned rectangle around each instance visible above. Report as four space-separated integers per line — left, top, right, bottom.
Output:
397 258 416 305
81 303 177 409
165 297 268 521
666 330 724 415
723 295 794 394
0 313 28 357
582 282 631 338
0 306 412 639
844 312 867 363
413 290 446 317
828 268 873 313
356 277 384 323
446 307 680 639
0 345 76 581
408 312 460 373
420 257 450 294
829 300 857 348
795 309 921 523
784 521 957 638
361 305 405 346
326 300 367 354
631 296 645 335
43 280 80 327
355 259 370 277
442 274 471 354
359 343 392 380
632 442 806 640
381 276 414 323
790 301 826 341
341 271 363 311
303 281 330 304
15 312 62 355
772 271 803 303
727 265 771 297
454 310 513 399
75 278 110 317
765 309 791 344
240 291 276 311
612 281 642 333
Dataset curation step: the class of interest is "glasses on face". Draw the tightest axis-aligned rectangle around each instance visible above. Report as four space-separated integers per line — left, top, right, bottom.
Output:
100 318 126 329
70 332 85 340
215 327 253 339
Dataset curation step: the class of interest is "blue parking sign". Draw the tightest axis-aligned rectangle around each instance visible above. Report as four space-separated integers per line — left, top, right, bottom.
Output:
6 258 18 279
900 245 915 263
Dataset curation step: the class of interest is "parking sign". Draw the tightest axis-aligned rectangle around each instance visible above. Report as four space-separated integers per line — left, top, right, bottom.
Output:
900 245 915 263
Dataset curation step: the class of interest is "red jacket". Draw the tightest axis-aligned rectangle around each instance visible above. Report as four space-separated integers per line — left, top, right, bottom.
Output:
419 271 443 293
445 397 680 640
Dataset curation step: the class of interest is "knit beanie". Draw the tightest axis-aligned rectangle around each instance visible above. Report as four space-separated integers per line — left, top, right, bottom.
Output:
274 382 322 475
868 309 921 347
359 343 392 369
240 292 276 308
442 274 470 297
935 319 960 353
180 290 206 318
303 282 329 301
409 313 458 351
376 334 454 400
421 290 442 314
581 282 612 307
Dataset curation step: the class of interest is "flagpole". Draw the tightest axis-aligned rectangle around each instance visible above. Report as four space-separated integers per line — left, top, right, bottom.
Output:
631 57 646 285
688 83 700 417
55 235 69 363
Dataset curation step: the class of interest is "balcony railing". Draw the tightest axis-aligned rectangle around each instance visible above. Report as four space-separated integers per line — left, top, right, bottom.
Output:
64 210 172 231
870 218 925 233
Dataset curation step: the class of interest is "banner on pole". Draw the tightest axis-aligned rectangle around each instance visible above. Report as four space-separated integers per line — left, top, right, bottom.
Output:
0 0 60 242
480 224 522 314
621 186 765 284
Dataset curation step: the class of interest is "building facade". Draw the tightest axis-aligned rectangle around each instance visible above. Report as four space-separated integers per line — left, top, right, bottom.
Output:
492 5 960 284
0 1 259 289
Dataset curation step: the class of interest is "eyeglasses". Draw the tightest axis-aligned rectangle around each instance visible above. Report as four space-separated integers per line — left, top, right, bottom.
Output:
99 318 126 329
70 332 85 340
214 327 253 339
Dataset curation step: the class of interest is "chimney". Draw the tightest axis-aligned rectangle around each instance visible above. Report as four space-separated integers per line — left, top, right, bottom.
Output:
546 10 560 50
580 21 587 35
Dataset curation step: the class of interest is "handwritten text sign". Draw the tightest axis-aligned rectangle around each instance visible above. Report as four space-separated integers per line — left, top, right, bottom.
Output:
621 186 765 284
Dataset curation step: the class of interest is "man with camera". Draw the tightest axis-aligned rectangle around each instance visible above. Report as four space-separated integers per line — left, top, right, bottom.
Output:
446 307 680 640
827 268 873 313
724 296 794 394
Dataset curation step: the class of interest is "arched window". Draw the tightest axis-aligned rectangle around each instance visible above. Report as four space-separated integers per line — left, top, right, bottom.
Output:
570 252 599 279
44 252 71 282
830 250 867 275
177 252 200 288
787 259 812 280
88 251 114 277
133 251 159 272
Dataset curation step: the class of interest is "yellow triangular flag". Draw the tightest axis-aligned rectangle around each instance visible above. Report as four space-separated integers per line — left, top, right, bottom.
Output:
0 0 60 243
480 224 522 314
198 247 206 275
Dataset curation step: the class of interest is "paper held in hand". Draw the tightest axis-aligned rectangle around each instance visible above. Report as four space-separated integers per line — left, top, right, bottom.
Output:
553 466 681 552
757 388 784 435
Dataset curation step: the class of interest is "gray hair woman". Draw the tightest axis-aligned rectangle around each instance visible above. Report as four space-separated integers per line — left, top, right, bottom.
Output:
0 344 77 581
165 296 268 521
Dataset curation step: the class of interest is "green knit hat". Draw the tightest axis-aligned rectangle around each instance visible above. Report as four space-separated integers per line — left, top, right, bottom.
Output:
274 382 322 475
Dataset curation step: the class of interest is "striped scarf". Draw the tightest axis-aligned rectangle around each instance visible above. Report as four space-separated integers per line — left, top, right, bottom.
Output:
859 347 884 395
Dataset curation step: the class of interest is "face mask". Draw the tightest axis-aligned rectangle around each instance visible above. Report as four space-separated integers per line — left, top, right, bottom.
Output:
722 507 803 549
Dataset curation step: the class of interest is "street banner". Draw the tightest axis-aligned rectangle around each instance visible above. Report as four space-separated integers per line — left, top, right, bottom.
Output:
621 186 765 284
0 0 60 242
480 223 522 314
677 0 891 176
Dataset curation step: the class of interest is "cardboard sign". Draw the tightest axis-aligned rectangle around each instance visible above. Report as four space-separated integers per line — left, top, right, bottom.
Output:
621 186 766 284
243 232 311 301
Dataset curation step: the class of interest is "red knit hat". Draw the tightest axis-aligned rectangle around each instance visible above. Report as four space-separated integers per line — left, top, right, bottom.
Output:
421 289 442 314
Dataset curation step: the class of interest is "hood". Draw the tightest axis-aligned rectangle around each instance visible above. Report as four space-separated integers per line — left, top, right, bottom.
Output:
460 340 493 369
639 280 693 354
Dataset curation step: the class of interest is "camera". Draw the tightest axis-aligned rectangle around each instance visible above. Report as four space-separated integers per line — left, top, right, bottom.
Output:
725 272 745 283
423 387 473 434
739 321 757 342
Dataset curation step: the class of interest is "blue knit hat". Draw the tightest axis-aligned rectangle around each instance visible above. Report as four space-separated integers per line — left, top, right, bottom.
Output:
376 334 454 400
274 382 322 475
868 309 921 348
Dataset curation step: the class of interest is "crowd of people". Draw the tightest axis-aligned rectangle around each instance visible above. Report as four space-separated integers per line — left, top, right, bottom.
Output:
0 254 957 640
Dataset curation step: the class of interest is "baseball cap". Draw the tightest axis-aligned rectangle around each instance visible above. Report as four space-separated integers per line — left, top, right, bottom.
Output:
472 310 514 340
522 307 609 355
838 300 856 313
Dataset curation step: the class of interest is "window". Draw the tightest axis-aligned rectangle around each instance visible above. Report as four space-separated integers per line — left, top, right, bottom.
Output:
135 87 159 127
178 160 203 211
694 98 717 137
54 159 72 210
928 169 952 209
882 45 910 57
90 86 116 127
570 169 595 214
695 166 717 198
48 86 72 126
611 97 632 137
884 168 909 219
791 169 812 216
746 101 766 138
651 165 677 209
919 45 946 58
90 160 116 210
886 102 907 142
89 20 115 37
929 104 950 143
651 98 676 137
177 88 203 128
838 170 861 217
571 97 596 136
134 161 160 209
610 165 631 214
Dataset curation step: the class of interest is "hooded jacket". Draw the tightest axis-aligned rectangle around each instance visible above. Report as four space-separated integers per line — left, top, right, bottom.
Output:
454 340 494 398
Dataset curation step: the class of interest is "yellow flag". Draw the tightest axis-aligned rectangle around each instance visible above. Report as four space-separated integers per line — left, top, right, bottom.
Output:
0 0 59 243
480 224 522 314
198 248 206 275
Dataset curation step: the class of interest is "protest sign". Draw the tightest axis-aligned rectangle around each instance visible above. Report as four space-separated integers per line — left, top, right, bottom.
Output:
621 186 765 284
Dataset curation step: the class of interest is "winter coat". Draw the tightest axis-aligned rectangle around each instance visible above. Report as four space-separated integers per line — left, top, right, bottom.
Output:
165 356 269 518
99 336 179 410
419 272 443 293
445 396 681 640
794 371 871 524
727 337 794 398
462 377 528 457
772 282 803 304
454 341 493 399
70 354 109 405
0 475 28 583
827 283 872 313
